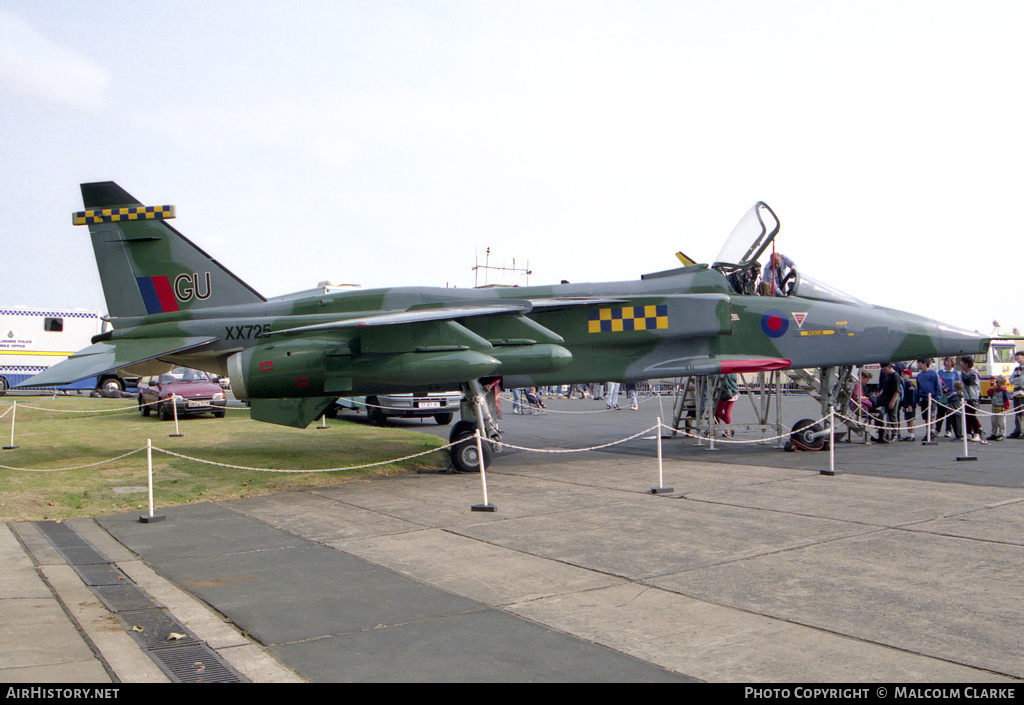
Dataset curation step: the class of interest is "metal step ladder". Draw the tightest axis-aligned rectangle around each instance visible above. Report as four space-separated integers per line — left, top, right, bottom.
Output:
667 371 786 445
666 365 870 445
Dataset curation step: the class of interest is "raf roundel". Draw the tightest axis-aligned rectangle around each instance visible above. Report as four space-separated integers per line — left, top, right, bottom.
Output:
760 309 789 338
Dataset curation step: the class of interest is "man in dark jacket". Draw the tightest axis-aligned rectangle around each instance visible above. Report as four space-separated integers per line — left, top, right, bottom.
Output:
872 362 901 443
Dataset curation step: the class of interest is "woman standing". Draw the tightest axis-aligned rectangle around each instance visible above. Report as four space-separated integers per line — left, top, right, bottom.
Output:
936 357 962 437
714 374 740 437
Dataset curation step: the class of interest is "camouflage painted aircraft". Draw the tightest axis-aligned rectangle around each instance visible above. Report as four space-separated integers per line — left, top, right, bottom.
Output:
21 182 988 470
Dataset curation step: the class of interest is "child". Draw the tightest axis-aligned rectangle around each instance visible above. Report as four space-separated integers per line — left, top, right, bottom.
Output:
524 387 547 414
987 376 1012 441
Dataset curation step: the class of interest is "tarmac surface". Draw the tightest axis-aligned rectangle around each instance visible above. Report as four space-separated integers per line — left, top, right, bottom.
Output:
2 392 1023 683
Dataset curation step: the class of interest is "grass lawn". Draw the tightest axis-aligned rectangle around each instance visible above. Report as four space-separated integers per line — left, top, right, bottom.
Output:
0 396 447 522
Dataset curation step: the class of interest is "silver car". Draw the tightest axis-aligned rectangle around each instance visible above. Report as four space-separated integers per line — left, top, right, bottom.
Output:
330 391 461 426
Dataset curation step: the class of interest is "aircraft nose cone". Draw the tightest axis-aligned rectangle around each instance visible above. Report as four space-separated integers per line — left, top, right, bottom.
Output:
901 312 988 361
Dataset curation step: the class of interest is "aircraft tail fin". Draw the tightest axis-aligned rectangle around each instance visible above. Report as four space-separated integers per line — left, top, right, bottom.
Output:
77 182 265 324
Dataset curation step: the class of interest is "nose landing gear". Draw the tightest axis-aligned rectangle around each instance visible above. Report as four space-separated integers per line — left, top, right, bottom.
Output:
449 379 502 473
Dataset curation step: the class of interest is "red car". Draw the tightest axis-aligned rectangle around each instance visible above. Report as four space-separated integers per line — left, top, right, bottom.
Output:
138 368 227 420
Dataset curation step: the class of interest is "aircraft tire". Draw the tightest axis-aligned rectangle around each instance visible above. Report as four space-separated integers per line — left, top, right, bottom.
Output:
99 377 124 397
449 420 476 444
450 431 491 473
366 397 387 426
790 418 826 451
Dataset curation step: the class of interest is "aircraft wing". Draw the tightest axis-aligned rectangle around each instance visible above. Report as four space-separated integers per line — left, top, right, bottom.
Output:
643 355 792 377
269 302 535 336
15 337 219 388
526 297 629 310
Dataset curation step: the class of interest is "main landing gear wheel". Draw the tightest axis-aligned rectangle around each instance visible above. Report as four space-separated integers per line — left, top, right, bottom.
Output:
788 418 826 451
366 397 387 426
448 420 492 473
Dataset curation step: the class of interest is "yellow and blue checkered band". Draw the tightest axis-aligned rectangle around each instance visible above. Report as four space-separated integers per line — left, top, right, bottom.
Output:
588 304 668 333
72 205 176 226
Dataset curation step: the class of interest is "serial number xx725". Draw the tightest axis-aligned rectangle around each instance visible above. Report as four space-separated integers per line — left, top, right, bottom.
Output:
223 324 272 341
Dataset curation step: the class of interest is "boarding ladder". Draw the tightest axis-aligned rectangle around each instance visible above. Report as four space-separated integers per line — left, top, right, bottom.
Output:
667 366 869 443
667 371 786 444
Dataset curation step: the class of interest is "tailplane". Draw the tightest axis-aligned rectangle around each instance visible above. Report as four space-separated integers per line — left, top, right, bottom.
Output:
77 181 265 324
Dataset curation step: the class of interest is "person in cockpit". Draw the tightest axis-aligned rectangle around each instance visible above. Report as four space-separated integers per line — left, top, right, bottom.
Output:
765 252 796 296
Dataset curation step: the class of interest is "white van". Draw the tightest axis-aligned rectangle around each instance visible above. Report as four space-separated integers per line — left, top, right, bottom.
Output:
0 307 131 395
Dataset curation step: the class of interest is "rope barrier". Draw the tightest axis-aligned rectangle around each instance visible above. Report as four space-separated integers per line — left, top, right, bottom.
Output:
150 442 455 474
834 404 1010 435
4 393 1019 476
14 397 247 416
7 397 1019 517
0 447 146 472
5 399 1000 475
495 425 661 453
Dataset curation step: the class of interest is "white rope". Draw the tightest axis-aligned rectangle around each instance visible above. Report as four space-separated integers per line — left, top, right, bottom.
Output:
13 398 249 417
665 421 805 445
834 403 1004 434
151 441 457 474
494 425 660 453
17 398 160 414
6 397 1012 476
0 447 146 472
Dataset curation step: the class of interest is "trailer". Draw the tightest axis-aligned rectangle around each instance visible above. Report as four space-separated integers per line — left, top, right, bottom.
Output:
0 307 133 395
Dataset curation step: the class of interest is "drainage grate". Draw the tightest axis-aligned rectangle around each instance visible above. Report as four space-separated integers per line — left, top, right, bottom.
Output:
73 563 129 587
34 521 111 566
93 583 163 613
146 643 242 683
56 545 111 566
33 519 245 683
119 609 200 650
36 521 87 548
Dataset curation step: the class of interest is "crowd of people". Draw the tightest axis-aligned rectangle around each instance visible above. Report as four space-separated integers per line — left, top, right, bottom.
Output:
506 351 1024 449
853 353 1024 444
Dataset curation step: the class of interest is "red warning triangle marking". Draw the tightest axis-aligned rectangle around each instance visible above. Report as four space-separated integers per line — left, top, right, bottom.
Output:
792 312 807 328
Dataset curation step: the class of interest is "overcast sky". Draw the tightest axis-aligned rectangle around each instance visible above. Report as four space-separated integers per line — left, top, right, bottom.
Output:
1 1 1020 334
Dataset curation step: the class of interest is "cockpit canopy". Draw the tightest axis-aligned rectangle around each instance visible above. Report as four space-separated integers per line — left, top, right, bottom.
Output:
710 201 864 306
712 202 779 271
790 272 865 306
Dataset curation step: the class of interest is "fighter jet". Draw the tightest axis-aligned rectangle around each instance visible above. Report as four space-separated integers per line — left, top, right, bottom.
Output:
20 182 988 471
